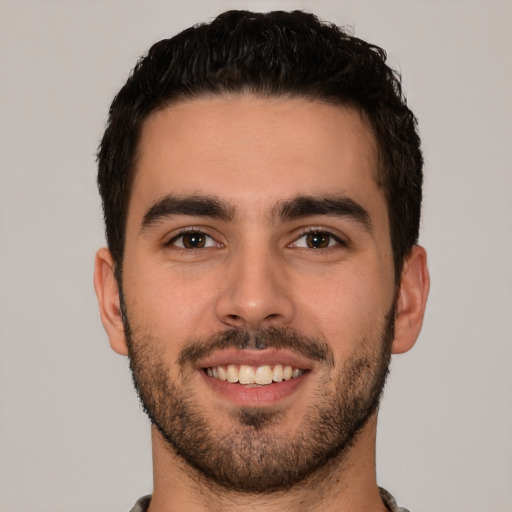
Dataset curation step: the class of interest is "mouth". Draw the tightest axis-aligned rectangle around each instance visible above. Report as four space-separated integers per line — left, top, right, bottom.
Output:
196 349 312 406
204 364 306 385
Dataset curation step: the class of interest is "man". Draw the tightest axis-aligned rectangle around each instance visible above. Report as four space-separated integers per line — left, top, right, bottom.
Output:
94 10 429 512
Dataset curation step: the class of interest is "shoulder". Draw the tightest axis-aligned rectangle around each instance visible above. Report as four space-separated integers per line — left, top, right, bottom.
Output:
128 494 152 512
379 487 412 512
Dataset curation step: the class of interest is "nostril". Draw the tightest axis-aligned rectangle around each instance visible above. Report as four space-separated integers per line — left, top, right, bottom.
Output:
224 314 244 325
216 286 295 329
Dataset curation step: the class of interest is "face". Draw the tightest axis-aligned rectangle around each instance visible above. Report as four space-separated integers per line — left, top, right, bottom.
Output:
111 95 401 491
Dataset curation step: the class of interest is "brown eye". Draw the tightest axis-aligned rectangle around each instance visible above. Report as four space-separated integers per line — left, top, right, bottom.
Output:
182 233 206 248
305 232 331 249
290 230 344 250
170 231 217 249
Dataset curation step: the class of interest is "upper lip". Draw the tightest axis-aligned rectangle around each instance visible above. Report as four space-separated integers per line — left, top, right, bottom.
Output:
196 349 315 371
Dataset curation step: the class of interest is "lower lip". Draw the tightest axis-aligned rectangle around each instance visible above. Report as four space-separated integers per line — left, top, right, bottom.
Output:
200 371 308 406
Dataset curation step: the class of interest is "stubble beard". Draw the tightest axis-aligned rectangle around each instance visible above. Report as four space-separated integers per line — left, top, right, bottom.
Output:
122 302 395 494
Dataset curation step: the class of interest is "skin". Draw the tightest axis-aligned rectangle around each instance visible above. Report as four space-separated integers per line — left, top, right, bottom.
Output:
94 95 429 512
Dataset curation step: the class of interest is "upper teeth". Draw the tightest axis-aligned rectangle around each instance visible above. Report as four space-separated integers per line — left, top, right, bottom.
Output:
206 364 304 385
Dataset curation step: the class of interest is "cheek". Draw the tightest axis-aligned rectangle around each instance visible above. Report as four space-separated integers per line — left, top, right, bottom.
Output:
123 264 218 342
294 266 391 350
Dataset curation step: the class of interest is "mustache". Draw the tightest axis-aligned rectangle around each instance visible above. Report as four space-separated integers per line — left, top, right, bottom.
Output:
177 326 334 367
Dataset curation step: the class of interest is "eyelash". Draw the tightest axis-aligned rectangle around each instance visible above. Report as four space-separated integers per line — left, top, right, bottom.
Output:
290 229 346 250
166 228 346 251
166 229 220 250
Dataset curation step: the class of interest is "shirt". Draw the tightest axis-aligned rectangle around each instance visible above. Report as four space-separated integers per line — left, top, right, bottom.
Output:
129 487 411 511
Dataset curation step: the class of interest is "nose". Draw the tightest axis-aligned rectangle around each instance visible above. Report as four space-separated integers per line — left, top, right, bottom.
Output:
215 244 295 330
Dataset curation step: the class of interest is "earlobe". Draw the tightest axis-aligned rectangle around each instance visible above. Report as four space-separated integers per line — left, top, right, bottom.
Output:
392 245 430 354
93 248 129 356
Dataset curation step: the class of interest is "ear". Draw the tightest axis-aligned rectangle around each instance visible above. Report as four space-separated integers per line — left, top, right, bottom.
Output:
93 248 129 356
392 245 430 354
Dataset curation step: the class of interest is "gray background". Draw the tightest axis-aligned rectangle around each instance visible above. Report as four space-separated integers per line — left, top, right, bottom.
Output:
1 1 511 511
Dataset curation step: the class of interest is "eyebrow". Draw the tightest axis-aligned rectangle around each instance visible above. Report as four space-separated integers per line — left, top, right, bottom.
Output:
140 193 372 233
277 195 372 232
141 194 234 230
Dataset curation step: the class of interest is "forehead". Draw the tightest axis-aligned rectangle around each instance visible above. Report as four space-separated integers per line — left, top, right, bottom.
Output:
130 95 383 221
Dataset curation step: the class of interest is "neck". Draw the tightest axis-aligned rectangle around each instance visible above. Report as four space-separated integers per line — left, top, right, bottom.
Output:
147 415 387 512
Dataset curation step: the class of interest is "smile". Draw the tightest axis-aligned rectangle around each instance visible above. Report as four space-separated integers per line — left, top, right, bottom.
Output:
205 364 306 385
